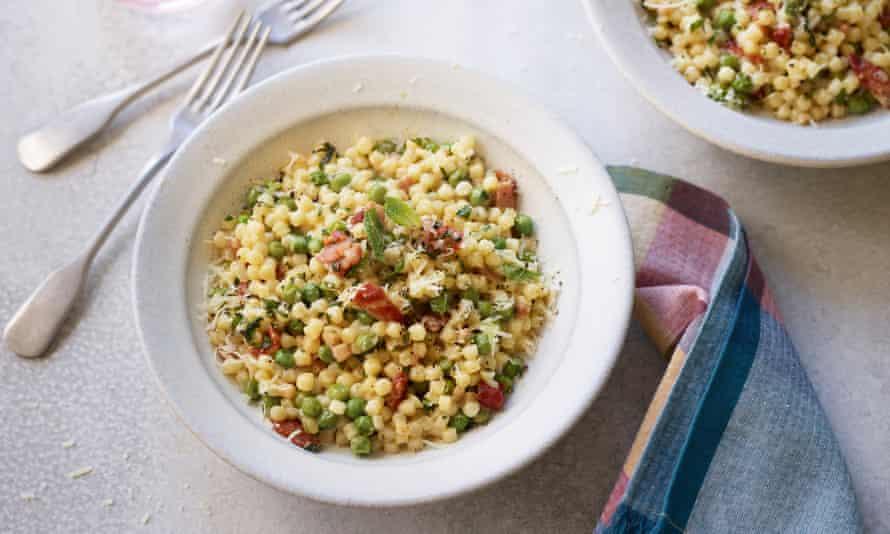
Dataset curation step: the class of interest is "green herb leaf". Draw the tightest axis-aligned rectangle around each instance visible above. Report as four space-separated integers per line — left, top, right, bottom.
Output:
364 208 386 261
430 293 449 315
411 137 439 152
690 18 704 31
384 196 421 228
501 263 541 281
456 205 472 218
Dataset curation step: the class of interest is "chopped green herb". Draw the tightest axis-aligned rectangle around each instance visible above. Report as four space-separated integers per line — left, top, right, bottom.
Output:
384 196 421 228
364 207 386 261
314 142 337 166
456 205 472 218
502 263 541 281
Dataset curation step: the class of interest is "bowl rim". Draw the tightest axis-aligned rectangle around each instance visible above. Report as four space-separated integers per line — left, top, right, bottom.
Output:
581 0 890 168
132 53 635 506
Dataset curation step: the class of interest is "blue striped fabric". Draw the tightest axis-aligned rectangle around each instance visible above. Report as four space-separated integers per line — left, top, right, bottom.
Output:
596 168 861 534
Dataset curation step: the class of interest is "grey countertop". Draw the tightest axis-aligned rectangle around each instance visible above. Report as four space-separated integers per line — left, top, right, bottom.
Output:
2 1 888 532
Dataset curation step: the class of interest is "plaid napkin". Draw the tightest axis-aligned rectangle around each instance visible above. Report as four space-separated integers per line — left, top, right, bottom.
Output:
595 168 862 534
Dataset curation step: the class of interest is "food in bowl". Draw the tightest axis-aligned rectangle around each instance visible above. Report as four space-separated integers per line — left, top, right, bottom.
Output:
203 136 554 457
642 0 890 124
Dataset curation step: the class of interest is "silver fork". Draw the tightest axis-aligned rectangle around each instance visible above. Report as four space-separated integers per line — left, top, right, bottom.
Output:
17 0 344 173
4 12 270 358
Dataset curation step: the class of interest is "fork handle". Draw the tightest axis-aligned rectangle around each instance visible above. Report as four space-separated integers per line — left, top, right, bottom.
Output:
17 40 219 173
3 148 175 358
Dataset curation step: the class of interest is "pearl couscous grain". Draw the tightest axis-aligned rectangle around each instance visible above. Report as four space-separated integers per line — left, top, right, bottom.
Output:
204 136 554 457
642 0 890 123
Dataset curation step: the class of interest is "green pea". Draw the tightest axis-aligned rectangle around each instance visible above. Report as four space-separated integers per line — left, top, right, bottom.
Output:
243 378 260 401
847 93 874 114
327 383 350 401
307 236 324 254
285 319 305 336
719 53 740 70
449 414 471 433
492 237 507 250
502 357 524 378
474 333 492 356
284 197 297 210
514 214 534 236
246 187 262 208
301 396 323 418
302 283 321 303
350 435 372 456
495 373 513 392
262 395 280 412
731 73 754 94
448 168 468 187
346 398 366 419
318 345 334 364
368 183 387 205
237 213 250 224
438 358 453 373
354 415 375 436
330 173 352 192
329 220 348 234
318 410 338 430
310 171 328 186
352 333 379 355
715 9 735 30
469 187 489 207
275 348 295 369
268 240 286 259
695 0 715 9
478 301 494 318
355 310 375 325
283 233 308 254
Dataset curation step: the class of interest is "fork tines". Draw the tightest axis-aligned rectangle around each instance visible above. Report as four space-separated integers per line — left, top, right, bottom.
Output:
186 11 271 114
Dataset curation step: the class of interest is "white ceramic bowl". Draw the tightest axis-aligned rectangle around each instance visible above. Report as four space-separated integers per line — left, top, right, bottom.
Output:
132 55 634 506
582 0 890 168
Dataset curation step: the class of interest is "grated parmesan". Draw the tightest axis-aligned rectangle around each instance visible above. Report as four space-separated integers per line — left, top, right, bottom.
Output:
67 466 93 479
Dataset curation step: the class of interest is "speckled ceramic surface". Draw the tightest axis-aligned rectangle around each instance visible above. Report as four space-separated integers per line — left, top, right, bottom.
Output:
132 55 635 506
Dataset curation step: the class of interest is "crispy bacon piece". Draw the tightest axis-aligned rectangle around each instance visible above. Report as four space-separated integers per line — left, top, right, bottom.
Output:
351 282 404 322
422 314 445 333
770 25 792 50
420 218 462 255
276 262 287 281
881 6 890 28
265 328 281 354
849 54 890 107
387 371 409 410
493 170 518 209
272 420 320 451
349 204 385 225
477 381 505 410
317 231 363 275
746 1 773 16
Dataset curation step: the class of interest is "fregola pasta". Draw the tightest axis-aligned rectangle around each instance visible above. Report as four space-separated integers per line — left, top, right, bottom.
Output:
204 136 554 456
642 0 890 123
